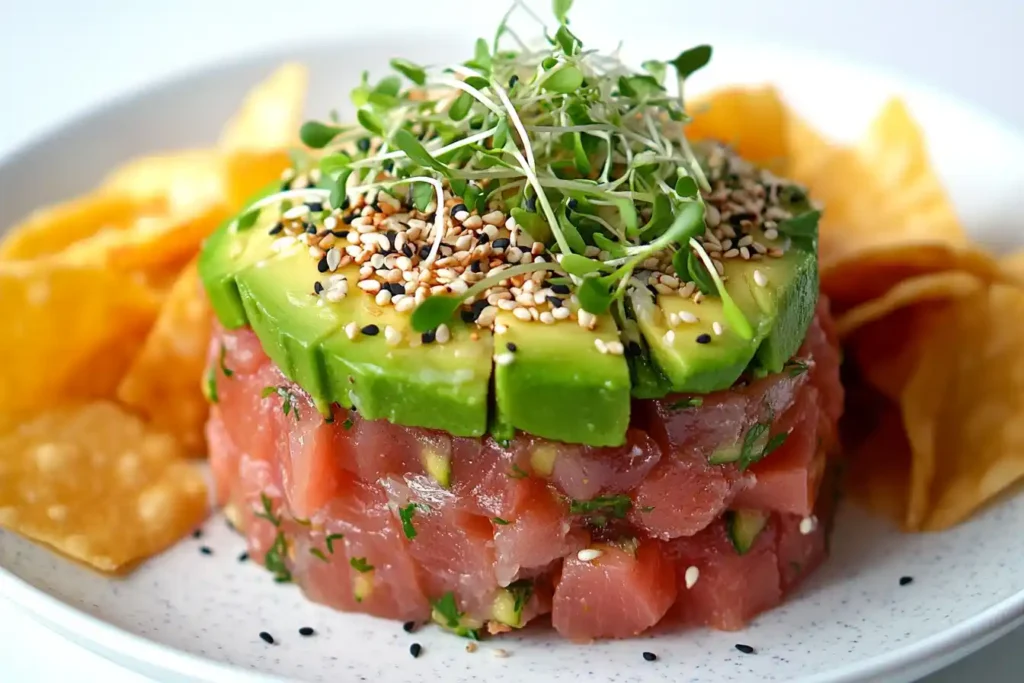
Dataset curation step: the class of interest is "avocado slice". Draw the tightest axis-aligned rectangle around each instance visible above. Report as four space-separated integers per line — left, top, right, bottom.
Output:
200 204 493 436
725 509 769 554
634 227 817 393
492 311 631 447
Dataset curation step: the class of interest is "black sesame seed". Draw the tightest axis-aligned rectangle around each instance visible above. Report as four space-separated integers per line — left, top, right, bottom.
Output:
298 626 315 637
735 644 755 654
259 631 275 645
477 232 490 244
342 213 357 224
551 283 571 295
646 284 659 297
305 202 324 212
493 237 511 249
331 229 349 239
470 299 489 318
409 643 422 658
340 196 351 210
545 295 564 308
506 342 518 352
386 231 398 250
451 203 468 217
401 244 414 258
642 651 658 662
899 576 914 586
421 330 436 344
370 201 381 212
696 333 712 344
199 546 213 555
525 194 537 212
357 137 371 152
403 621 417 633
567 198 578 211
508 75 519 89
191 528 203 539
460 310 475 323
470 260 482 273
361 324 379 336
419 245 431 260
728 211 757 226
317 256 329 273
389 282 406 296
268 222 284 236
237 551 249 562
305 223 317 234
313 281 324 295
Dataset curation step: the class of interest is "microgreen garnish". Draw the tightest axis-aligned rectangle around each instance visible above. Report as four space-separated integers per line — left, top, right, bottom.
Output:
569 494 633 528
203 367 218 404
236 206 261 230
389 58 426 85
342 418 354 430
254 493 281 526
670 397 703 410
265 531 292 583
777 210 821 239
309 547 329 563
508 463 529 479
349 557 374 573
492 517 511 525
508 578 534 617
261 385 301 421
300 121 346 149
785 359 811 377
325 533 344 554
218 344 233 378
431 592 480 639
399 503 419 540
737 406 790 470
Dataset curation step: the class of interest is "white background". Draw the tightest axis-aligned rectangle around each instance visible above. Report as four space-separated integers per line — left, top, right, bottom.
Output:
0 0 1022 680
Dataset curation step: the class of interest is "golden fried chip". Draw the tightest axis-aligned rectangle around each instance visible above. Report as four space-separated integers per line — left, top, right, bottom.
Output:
0 402 207 572
58 203 227 272
0 193 158 261
0 261 160 416
843 387 912 524
219 63 308 207
836 271 984 338
687 86 789 169
101 149 226 215
999 249 1024 287
900 284 1024 530
118 260 211 455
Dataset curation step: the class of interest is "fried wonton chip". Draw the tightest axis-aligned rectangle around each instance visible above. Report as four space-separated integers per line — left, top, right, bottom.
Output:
999 249 1024 287
101 149 226 215
0 261 160 416
118 260 212 455
0 193 159 262
843 386 912 524
900 284 1024 530
687 86 790 169
219 63 308 207
0 402 207 572
836 271 984 338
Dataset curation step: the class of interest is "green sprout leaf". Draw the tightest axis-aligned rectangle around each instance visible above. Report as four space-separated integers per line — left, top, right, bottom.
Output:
319 152 352 180
543 66 584 93
577 276 614 314
670 44 714 79
510 208 551 243
553 0 574 23
777 209 821 238
687 248 715 294
675 175 699 199
390 57 426 85
236 207 261 230
300 120 345 149
392 129 452 177
411 181 435 212
642 59 667 84
560 253 605 276
356 108 385 136
688 238 754 340
554 24 581 55
449 92 474 121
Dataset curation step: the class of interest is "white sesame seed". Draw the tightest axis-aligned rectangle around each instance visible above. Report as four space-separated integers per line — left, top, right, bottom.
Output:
346 231 361 244
324 215 338 231
577 548 603 562
344 322 359 340
435 323 451 344
663 330 676 345
724 248 739 259
358 279 381 293
605 341 624 355
494 323 508 334
678 282 696 298
763 228 778 241
283 205 310 221
477 306 498 327
578 310 597 329
492 648 509 659
552 305 571 320
326 288 346 303
495 352 515 366
497 299 517 311
540 311 555 324
594 338 608 354
684 565 700 589
384 325 402 346
737 235 754 247
327 248 341 271
375 290 392 306
705 204 721 227
799 515 818 535
455 234 473 251
713 321 724 336
453 210 470 223
714 260 725 275
482 210 506 227
753 269 768 288
667 312 680 328
271 236 296 253
512 307 532 322
679 310 699 324
740 246 751 260
309 246 324 259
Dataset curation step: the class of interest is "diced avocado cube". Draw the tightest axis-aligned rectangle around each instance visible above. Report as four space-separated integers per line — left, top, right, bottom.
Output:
725 509 769 555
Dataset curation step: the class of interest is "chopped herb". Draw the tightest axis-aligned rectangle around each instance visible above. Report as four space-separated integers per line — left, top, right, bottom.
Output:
432 591 461 629
325 533 344 554
309 547 329 562
508 463 529 479
350 556 374 573
508 578 533 616
569 494 633 528
236 206 261 230
399 503 419 540
492 517 511 525
264 531 292 583
640 505 655 513
785 359 810 377
261 385 301 421
342 418 354 430
254 492 281 526
737 406 789 471
203 367 219 404
218 344 234 377
670 397 703 410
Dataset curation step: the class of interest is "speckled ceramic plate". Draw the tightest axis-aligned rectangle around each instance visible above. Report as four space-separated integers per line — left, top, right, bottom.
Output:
2 20 1024 683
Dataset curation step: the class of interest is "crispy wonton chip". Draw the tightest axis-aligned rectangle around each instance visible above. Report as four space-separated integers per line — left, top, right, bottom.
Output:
900 284 1024 530
219 63 308 207
118 261 212 455
101 149 226 215
0 402 207 572
0 262 160 416
687 86 789 169
844 385 912 524
999 249 1024 287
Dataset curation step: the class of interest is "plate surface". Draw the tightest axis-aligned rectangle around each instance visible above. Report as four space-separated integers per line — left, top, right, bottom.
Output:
2 26 1024 683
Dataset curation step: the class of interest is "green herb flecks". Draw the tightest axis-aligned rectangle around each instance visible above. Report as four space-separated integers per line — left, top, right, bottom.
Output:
342 418 354 430
325 533 344 554
265 531 292 583
218 344 233 378
670 397 703 410
309 547 329 563
399 503 419 540
203 367 219 404
350 557 374 573
737 406 790 470
261 385 301 421
569 494 633 528
492 517 511 525
508 578 534 616
785 359 811 377
254 492 282 526
508 463 529 479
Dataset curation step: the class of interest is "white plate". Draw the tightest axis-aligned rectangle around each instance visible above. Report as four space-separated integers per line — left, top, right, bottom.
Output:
2 20 1024 683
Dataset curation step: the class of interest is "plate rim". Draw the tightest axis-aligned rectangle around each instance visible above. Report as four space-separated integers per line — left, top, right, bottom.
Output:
2 36 1023 683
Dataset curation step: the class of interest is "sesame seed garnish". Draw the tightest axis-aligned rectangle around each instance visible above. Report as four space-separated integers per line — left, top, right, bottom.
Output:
435 323 451 344
696 333 712 344
663 330 675 345
684 565 700 589
344 322 359 340
712 321 723 336
465 642 478 653
577 548 603 562
679 310 699 324
594 338 608 354
237 551 249 562
495 352 515 366
753 269 768 287
384 325 402 346
259 631 275 645
799 515 817 535
506 342 517 352
409 643 423 658
642 652 658 662
299 626 315 637
735 644 755 655
199 546 213 555
763 228 778 241
403 621 417 633
361 324 379 336
191 528 203 539
492 648 509 659
900 576 914 586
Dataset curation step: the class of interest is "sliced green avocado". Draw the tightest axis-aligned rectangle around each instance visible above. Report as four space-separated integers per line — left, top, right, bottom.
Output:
199 204 493 437
725 509 769 555
634 227 817 393
492 310 631 447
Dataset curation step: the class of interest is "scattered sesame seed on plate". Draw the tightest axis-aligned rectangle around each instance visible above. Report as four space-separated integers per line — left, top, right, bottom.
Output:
753 269 768 287
492 648 509 659
642 651 658 662
735 644 756 655
199 546 213 556
259 631 275 645
900 576 914 586
495 352 515 366
298 626 315 637
799 515 818 535
577 548 603 562
684 565 700 589
409 642 423 658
